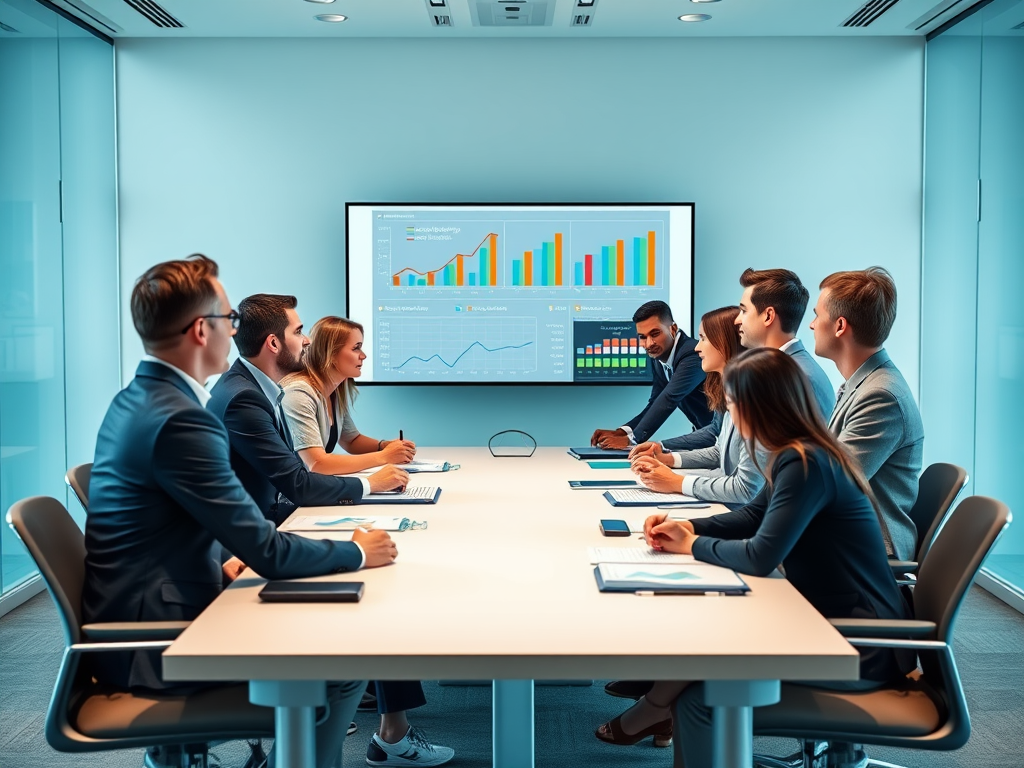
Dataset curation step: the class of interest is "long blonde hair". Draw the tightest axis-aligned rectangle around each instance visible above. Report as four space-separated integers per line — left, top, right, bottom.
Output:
283 316 363 414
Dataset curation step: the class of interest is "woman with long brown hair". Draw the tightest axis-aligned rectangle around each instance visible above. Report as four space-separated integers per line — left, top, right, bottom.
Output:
281 316 416 475
595 348 912 764
628 306 765 506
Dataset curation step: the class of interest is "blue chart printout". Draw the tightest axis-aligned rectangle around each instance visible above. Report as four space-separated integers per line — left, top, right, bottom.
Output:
346 204 694 384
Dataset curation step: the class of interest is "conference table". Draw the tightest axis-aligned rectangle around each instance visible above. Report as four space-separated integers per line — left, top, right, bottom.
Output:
163 447 858 768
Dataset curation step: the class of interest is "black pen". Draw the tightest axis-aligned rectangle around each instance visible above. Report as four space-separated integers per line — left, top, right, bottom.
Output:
400 429 404 441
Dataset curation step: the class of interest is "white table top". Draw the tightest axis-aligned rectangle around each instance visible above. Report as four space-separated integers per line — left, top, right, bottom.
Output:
164 447 858 683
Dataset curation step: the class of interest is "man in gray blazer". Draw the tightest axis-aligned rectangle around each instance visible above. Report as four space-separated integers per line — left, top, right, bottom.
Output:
735 267 836 418
811 267 923 560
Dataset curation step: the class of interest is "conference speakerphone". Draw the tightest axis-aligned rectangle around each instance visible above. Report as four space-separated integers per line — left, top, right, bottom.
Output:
346 203 695 385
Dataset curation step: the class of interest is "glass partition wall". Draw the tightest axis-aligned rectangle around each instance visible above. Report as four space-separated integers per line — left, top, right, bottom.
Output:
0 0 116 608
922 0 1024 609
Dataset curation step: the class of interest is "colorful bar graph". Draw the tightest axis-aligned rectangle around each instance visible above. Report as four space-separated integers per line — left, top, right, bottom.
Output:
575 339 648 371
390 232 499 288
572 230 658 287
508 234 566 287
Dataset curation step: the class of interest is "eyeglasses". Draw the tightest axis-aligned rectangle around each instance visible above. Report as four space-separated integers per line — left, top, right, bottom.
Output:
180 310 240 334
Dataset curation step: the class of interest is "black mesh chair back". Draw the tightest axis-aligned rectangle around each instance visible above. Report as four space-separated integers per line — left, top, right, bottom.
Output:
914 495 1010 643
7 496 86 646
909 463 968 563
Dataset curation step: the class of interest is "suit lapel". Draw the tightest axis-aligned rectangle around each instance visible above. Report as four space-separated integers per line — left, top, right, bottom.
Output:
135 361 201 405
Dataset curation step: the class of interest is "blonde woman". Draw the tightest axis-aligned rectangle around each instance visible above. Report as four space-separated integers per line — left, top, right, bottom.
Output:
282 316 416 475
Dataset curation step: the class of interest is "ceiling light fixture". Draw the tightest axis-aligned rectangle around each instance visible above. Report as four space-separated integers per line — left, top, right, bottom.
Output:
315 13 348 22
690 0 720 3
678 13 711 21
304 0 336 4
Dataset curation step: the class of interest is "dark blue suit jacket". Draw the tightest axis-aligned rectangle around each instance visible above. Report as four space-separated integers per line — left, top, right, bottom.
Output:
624 332 713 443
82 361 363 690
691 446 913 682
208 359 363 525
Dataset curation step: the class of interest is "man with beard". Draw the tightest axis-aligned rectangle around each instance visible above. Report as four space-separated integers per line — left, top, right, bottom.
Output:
208 294 408 526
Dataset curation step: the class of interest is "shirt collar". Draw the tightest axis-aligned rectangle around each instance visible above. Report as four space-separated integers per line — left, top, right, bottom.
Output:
778 338 800 353
142 355 212 407
662 330 682 369
239 357 285 408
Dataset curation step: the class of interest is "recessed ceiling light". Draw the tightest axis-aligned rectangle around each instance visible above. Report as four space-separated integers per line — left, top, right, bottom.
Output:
315 13 348 22
679 13 711 21
305 0 336 4
690 0 721 3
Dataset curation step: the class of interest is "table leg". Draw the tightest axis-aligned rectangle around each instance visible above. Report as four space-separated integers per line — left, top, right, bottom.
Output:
704 680 780 768
250 680 326 768
492 680 534 768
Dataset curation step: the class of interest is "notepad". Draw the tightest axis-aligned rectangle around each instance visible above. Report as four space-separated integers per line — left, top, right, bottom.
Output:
283 515 408 532
404 460 458 473
588 547 696 565
603 489 703 507
568 446 631 460
586 460 633 469
594 562 749 594
361 486 441 504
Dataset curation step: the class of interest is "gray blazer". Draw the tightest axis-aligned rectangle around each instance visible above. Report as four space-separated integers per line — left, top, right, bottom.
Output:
828 349 923 560
785 339 836 420
673 411 766 506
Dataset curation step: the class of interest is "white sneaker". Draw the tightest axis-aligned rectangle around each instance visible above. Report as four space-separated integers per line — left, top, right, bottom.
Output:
365 726 455 767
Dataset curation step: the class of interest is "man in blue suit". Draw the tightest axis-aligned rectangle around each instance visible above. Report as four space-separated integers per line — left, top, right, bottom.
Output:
82 255 396 768
591 301 713 450
735 267 836 418
207 294 407 525
207 294 454 768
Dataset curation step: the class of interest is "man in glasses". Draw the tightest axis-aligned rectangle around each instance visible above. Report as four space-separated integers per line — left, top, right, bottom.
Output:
82 254 395 768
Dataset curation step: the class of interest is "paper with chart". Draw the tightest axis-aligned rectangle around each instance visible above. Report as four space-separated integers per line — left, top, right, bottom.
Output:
596 562 748 591
588 547 696 565
283 515 407 532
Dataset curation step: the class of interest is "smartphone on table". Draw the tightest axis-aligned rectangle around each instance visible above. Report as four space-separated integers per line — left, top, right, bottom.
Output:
599 519 632 537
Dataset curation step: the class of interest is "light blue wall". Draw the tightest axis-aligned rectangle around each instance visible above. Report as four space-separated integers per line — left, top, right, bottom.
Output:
114 37 924 445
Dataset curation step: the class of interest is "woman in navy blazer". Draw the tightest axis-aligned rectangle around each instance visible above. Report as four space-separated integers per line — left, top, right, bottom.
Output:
595 348 913 763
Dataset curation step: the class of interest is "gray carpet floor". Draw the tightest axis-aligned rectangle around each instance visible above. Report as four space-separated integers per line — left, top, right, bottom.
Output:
2 585 1022 768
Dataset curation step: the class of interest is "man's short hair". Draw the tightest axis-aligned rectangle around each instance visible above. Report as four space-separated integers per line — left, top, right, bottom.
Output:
235 294 298 358
820 267 897 348
633 300 673 325
131 254 220 349
738 268 809 334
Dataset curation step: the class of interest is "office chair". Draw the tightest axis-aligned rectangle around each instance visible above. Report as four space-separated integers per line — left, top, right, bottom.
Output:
6 496 273 768
889 463 969 584
749 494 1011 768
65 462 93 511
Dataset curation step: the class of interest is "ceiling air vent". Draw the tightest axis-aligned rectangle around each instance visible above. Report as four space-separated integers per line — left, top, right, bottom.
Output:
470 0 554 27
842 0 902 27
424 0 452 27
121 0 183 28
571 0 597 26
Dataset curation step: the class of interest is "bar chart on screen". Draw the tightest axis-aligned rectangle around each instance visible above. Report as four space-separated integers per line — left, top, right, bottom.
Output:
572 320 653 383
386 224 502 288
378 316 540 379
569 221 664 289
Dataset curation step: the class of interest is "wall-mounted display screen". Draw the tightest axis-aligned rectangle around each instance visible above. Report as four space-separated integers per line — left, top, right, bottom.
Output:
346 203 694 384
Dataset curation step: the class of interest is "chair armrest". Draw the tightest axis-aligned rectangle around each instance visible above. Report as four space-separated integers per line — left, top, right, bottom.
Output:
889 559 918 577
80 621 191 641
829 618 936 639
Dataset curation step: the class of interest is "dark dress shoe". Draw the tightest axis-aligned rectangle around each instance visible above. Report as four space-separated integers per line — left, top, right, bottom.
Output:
604 680 655 699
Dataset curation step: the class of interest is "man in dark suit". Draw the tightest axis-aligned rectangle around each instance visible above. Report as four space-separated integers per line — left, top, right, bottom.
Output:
591 300 713 450
735 267 836 418
82 255 397 768
207 294 407 525
207 294 454 768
